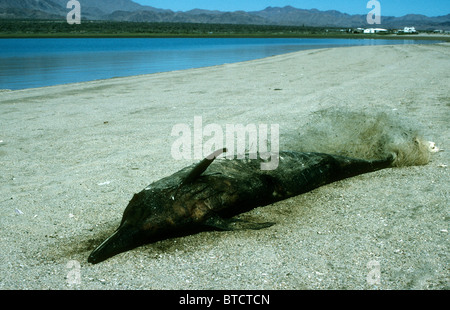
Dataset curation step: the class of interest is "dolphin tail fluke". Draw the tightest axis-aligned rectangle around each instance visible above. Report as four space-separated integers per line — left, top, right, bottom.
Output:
291 108 432 167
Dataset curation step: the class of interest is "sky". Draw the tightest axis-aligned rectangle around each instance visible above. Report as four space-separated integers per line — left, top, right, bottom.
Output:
135 0 450 17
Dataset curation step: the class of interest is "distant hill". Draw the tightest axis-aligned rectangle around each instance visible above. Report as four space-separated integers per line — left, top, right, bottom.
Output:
250 6 368 27
0 0 65 19
1 0 449 30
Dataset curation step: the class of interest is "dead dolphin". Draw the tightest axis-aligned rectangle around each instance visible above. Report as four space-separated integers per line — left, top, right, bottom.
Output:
88 148 395 264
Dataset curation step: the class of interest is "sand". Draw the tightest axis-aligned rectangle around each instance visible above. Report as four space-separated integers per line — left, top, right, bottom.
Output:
0 43 449 290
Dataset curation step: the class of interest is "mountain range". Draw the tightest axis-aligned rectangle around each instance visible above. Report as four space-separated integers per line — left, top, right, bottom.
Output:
1 0 449 30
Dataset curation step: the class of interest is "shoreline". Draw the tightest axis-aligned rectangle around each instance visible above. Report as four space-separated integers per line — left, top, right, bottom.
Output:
1 33 449 41
0 43 449 289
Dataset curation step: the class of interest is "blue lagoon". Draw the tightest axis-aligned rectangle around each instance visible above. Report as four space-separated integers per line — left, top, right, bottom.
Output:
0 38 442 90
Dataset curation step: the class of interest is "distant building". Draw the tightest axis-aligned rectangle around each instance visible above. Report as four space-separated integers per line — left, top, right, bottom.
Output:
363 28 388 34
400 27 418 34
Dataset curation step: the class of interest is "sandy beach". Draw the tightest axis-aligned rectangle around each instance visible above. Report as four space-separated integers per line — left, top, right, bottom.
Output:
0 43 449 290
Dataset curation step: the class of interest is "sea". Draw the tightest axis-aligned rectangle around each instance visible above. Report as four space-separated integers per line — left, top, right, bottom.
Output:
0 38 442 90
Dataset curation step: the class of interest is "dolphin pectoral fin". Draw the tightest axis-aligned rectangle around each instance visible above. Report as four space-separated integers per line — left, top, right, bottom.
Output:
204 215 275 231
231 219 276 230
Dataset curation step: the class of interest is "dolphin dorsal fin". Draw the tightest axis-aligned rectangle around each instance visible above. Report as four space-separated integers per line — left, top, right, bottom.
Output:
181 148 227 185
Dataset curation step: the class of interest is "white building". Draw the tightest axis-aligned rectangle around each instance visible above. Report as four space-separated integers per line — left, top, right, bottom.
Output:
403 27 417 34
363 28 388 34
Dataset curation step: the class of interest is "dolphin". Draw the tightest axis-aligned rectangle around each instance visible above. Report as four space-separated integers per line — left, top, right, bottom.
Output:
88 148 395 264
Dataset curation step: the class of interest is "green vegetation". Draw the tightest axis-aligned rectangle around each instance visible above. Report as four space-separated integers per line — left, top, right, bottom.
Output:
1 20 449 41
0 20 330 37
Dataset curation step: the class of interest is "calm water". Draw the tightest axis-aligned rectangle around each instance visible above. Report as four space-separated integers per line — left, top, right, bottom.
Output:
0 38 442 90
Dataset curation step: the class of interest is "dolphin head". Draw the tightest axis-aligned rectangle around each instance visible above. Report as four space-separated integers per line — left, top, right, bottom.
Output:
87 189 174 264
87 148 227 264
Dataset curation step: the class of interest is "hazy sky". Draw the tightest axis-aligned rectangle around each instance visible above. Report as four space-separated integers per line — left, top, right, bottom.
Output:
134 0 449 17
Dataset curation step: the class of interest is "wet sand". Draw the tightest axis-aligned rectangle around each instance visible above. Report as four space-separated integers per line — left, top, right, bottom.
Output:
0 43 449 289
